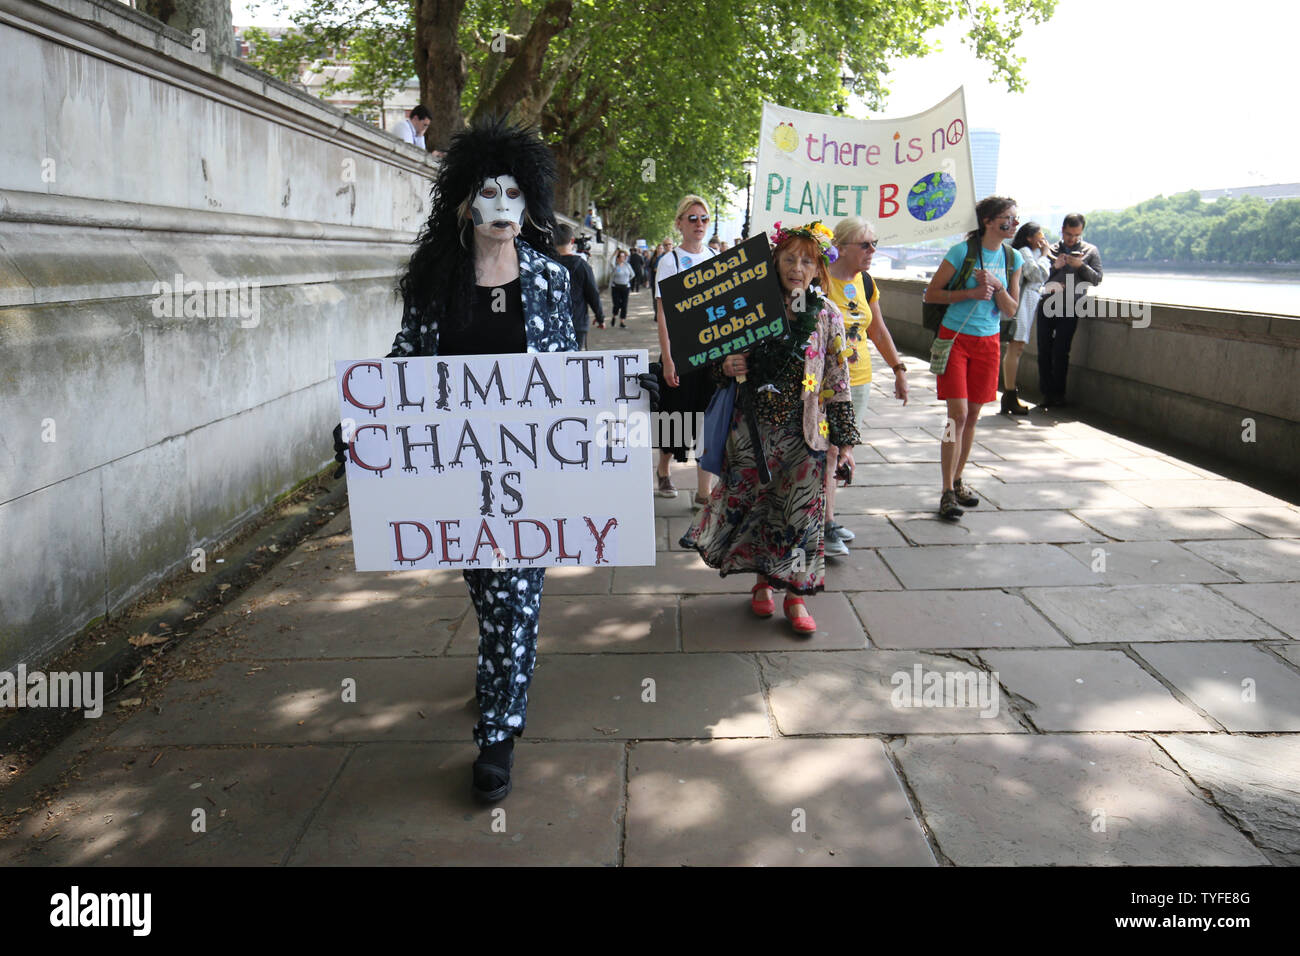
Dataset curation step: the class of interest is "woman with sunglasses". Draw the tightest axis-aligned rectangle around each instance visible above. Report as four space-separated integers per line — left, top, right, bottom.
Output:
824 216 910 553
680 221 858 636
653 196 718 506
923 196 1023 520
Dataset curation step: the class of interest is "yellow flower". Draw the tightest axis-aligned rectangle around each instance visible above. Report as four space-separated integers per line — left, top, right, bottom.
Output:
818 420 830 437
802 374 818 392
819 387 835 400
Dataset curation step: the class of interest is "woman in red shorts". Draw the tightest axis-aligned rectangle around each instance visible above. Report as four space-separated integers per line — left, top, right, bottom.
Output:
923 196 1023 520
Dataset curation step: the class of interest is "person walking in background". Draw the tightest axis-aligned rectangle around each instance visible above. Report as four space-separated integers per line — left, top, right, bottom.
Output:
1036 213 1103 410
610 249 632 327
1001 222 1051 415
680 221 858 636
394 105 431 149
555 222 605 342
824 216 910 554
629 246 645 293
924 196 1023 520
653 197 716 506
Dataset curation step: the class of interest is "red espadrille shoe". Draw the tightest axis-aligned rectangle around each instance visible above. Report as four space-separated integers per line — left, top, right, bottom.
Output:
750 583 775 617
783 595 817 635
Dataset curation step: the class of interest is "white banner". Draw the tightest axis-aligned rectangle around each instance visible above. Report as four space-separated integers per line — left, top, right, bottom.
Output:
754 88 976 245
336 350 656 571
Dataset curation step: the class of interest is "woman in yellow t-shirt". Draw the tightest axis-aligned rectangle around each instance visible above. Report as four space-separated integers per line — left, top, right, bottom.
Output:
821 217 909 549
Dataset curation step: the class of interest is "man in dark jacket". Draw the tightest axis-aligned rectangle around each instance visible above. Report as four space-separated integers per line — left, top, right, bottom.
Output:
1036 212 1103 409
628 248 645 292
554 223 605 346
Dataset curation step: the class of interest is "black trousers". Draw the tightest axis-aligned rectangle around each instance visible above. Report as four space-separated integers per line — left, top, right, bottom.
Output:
1036 301 1079 400
612 284 629 321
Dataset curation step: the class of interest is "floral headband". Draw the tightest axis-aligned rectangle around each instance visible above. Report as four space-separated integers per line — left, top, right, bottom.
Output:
769 220 838 267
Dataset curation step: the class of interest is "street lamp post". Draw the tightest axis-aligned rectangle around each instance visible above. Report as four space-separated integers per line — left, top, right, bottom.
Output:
741 157 757 240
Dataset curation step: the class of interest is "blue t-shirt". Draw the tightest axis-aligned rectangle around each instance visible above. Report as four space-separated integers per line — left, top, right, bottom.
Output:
939 241 1023 338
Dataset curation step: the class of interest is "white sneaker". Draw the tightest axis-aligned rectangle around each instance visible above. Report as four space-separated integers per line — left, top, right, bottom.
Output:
823 535 850 558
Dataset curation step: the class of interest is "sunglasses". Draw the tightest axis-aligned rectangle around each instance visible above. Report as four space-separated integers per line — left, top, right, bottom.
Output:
685 214 710 224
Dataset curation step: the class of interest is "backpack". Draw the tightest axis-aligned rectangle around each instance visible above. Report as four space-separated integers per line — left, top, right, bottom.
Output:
922 239 1013 333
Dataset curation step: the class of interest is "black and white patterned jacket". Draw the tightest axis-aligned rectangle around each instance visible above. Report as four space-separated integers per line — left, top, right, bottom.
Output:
386 239 579 358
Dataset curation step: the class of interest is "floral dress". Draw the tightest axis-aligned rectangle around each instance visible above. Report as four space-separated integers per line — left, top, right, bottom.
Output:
679 296 859 595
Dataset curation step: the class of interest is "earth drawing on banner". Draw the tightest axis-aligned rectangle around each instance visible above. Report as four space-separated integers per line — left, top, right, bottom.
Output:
907 171 957 222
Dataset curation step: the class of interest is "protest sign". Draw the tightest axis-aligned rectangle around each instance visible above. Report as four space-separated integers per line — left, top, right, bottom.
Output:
754 88 976 245
657 233 788 373
336 350 655 571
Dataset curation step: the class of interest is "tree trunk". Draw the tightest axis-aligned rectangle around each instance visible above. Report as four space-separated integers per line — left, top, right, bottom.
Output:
140 0 235 57
414 0 470 151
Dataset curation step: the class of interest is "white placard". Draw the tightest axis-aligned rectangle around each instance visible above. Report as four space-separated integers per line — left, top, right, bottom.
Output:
336 350 655 571
754 88 977 245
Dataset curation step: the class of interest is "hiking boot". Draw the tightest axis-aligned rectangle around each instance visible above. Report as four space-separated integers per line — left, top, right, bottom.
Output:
939 490 965 520
656 473 678 498
952 478 979 508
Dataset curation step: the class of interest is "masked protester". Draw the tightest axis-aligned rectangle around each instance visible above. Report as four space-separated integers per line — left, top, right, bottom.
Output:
332 117 656 803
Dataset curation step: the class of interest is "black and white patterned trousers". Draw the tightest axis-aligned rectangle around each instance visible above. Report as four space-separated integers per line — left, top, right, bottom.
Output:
462 567 546 748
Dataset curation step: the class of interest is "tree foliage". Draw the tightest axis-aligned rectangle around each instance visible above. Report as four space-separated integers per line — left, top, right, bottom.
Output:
242 0 1058 238
1086 192 1300 265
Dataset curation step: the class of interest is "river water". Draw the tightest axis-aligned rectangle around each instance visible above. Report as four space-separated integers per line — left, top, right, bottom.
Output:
886 266 1300 316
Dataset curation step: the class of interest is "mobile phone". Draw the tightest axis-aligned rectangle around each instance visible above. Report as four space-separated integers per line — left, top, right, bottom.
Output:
835 460 852 483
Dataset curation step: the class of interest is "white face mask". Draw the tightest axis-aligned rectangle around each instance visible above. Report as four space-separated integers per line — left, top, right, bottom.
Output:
470 174 526 240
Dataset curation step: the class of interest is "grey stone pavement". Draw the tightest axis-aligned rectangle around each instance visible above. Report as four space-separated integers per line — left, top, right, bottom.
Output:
3 285 1298 867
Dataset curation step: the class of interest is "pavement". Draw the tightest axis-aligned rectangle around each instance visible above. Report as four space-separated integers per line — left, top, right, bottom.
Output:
2 283 1298 867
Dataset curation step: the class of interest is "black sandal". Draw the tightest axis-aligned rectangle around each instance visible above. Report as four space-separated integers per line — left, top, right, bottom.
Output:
472 745 514 803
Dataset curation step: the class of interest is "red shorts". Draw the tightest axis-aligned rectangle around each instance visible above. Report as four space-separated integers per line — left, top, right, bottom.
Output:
935 327 999 404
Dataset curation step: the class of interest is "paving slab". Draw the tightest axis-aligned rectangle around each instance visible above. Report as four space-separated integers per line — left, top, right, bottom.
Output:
1071 508 1263 542
824 513 910 548
197 595 470 660
847 462 961 487
1059 541 1238 585
973 482 1146 510
1210 583 1300 639
1132 642 1300 731
892 510 1104 545
525 653 769 739
1212 507 1300 538
1107 456 1208 480
979 648 1215 731
1273 644 1300 668
1107 480 1285 509
611 550 751 594
682 593 867 651
850 590 1070 649
978 459 1149 484
822 549 903 591
624 738 936 866
869 441 945 463
2 745 348 866
286 741 623 866
1154 735 1300 866
879 544 1100 590
975 438 1072 461
446 594 678 655
760 650 1024 734
890 734 1269 865
1045 438 1146 459
1023 585 1287 644
832 483 957 514
1182 538 1300 582
106 658 479 746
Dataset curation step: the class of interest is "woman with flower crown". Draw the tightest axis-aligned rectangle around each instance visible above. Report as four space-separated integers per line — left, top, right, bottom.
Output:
679 221 859 635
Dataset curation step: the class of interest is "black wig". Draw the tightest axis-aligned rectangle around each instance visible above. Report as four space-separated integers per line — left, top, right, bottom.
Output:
398 116 559 331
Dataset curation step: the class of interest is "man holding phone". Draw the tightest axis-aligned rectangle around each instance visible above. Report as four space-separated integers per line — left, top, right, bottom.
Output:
1036 213 1103 409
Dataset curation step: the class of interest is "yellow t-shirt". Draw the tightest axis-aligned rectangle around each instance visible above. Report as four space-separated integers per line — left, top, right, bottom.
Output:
824 272 879 386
